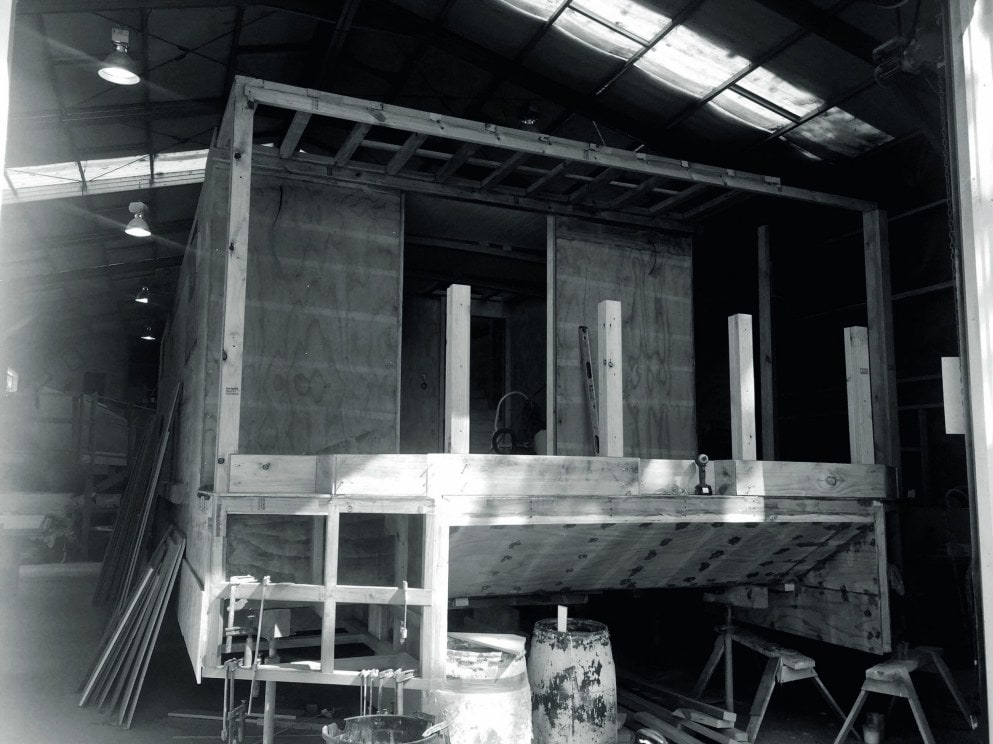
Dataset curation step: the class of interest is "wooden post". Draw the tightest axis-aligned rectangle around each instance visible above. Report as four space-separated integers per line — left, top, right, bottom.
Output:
421 510 450 686
597 300 623 457
320 505 340 672
546 216 557 454
862 209 899 470
213 82 255 492
949 0 993 725
728 314 757 460
757 226 776 459
844 327 875 464
445 284 471 455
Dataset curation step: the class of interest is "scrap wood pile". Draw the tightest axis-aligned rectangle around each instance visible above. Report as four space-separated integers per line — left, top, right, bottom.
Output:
79 526 185 728
618 676 747 744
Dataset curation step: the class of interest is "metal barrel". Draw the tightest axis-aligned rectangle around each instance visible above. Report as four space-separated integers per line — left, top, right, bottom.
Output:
527 618 617 744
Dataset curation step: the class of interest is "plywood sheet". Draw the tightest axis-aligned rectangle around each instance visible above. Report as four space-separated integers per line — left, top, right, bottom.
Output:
400 295 444 454
553 218 695 459
240 176 403 456
736 585 887 654
446 520 864 597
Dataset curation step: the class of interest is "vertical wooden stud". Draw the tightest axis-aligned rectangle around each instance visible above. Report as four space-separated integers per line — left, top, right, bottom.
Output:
546 216 557 454
845 326 875 465
597 300 623 457
728 314 757 460
757 225 776 459
949 1 993 720
320 505 340 672
421 510 449 686
862 209 899 470
445 284 471 455
214 83 255 493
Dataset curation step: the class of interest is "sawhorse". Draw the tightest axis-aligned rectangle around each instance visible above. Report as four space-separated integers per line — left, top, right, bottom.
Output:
832 646 977 744
693 622 849 742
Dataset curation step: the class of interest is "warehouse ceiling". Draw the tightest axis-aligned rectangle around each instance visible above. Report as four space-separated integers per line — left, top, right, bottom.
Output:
0 0 946 358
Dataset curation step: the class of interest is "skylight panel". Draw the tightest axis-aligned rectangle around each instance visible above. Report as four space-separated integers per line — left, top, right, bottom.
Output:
784 107 893 158
737 67 824 118
570 0 669 44
5 161 81 189
83 155 150 181
557 7 643 58
636 25 749 97
711 89 791 132
495 0 566 21
154 149 209 175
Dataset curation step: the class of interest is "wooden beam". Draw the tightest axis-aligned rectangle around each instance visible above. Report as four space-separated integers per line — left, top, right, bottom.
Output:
729 314 757 460
333 122 371 166
386 132 428 175
213 82 254 492
480 150 528 191
598 300 623 457
844 326 874 465
445 284 470 455
434 142 477 183
526 161 570 195
278 111 311 158
949 0 993 724
862 209 899 469
248 147 689 232
757 226 775 459
242 77 875 211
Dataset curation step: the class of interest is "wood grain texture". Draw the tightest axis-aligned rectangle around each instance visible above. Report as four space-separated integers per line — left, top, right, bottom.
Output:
553 218 696 459
445 520 871 598
239 177 403 456
736 584 887 654
715 460 893 499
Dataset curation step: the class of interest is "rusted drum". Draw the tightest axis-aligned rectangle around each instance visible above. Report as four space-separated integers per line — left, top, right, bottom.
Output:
527 618 617 744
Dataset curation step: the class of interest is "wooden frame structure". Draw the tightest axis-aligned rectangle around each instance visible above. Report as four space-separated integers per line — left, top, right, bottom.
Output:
170 77 900 696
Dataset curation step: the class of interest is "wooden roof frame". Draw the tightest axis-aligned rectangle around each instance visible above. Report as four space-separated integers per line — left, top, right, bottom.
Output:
219 76 877 231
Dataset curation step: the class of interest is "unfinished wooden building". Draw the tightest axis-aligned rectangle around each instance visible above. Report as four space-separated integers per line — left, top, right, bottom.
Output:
4 1 993 742
159 76 898 699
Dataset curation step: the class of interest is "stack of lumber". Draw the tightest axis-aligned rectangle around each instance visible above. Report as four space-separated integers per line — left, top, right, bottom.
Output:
79 527 185 728
618 676 747 744
93 386 178 611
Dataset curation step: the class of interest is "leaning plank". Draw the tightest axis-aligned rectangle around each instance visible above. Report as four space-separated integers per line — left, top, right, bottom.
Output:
79 539 165 706
121 532 186 727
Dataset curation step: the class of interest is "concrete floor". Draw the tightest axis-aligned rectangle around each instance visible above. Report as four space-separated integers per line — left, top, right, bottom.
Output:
0 564 985 744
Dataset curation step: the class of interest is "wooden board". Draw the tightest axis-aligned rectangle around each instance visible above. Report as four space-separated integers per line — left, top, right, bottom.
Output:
553 218 696 459
239 175 402 456
714 460 892 499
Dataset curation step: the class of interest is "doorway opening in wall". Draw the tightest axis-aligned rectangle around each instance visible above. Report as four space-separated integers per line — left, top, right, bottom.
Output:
400 194 547 455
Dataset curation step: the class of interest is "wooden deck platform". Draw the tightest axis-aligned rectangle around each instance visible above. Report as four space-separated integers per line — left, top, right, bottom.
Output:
178 453 893 691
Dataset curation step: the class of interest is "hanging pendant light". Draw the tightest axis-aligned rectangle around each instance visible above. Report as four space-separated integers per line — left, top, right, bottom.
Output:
140 326 156 341
125 201 151 237
134 285 150 304
98 27 140 85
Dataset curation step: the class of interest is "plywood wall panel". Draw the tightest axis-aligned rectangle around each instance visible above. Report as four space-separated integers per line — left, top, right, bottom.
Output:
553 218 695 459
239 177 402 456
400 295 444 454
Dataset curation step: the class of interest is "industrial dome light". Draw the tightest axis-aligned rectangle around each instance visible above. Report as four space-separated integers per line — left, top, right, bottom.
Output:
98 27 140 86
125 201 151 237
